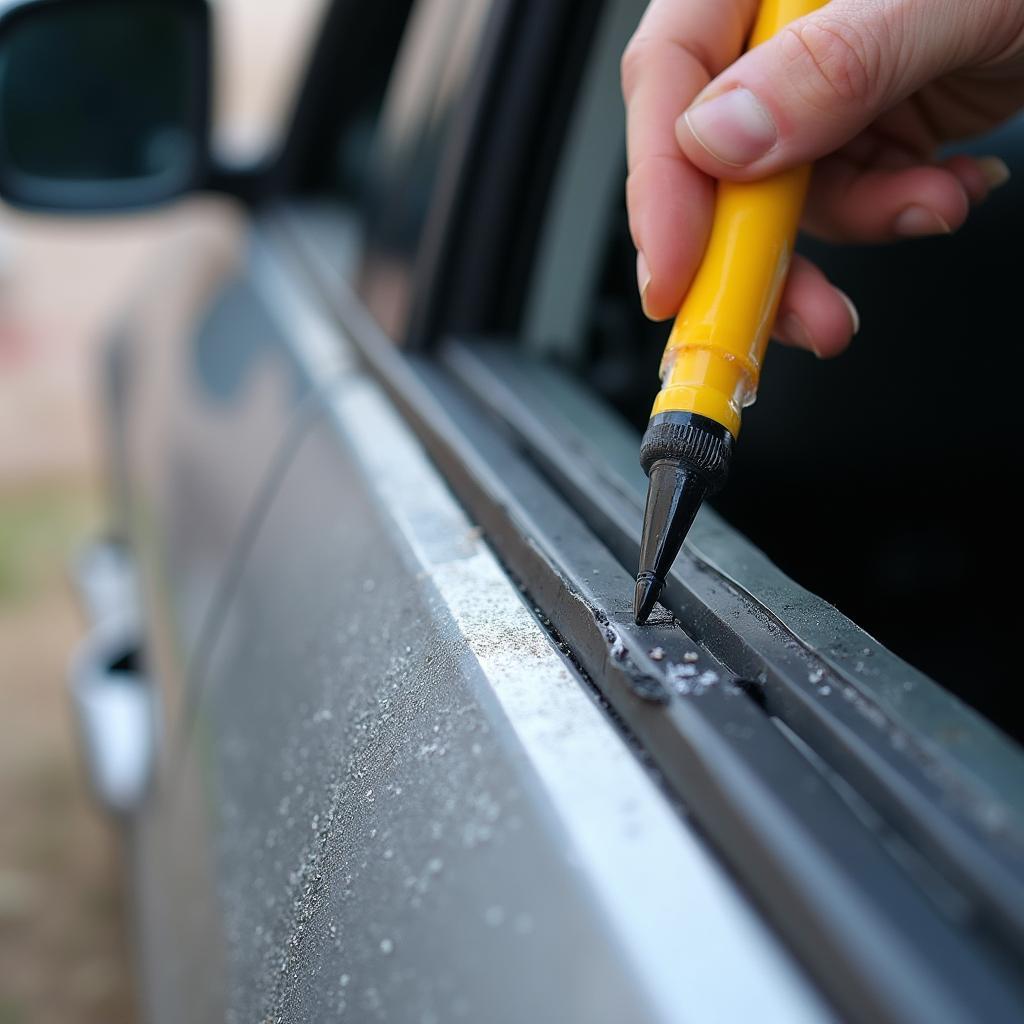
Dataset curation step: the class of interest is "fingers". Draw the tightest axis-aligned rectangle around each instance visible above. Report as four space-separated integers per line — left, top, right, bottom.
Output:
776 149 1010 355
943 154 1011 203
804 149 1011 243
622 0 758 319
780 146 1010 355
773 254 859 358
806 158 969 242
674 0 989 180
622 0 1017 327
626 156 713 321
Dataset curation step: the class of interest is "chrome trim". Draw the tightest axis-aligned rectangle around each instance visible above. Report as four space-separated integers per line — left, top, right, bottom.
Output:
69 542 154 815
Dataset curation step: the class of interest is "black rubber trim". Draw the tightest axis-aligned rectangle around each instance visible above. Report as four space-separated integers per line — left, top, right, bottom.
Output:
436 341 1024 965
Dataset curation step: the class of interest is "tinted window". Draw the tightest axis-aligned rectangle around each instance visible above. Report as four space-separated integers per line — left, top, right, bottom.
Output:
313 3 416 205
358 0 495 337
279 2 415 279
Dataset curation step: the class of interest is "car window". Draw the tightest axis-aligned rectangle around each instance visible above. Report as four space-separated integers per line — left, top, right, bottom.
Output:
273 1 417 281
357 0 496 337
520 0 654 412
312 3 418 207
288 0 497 336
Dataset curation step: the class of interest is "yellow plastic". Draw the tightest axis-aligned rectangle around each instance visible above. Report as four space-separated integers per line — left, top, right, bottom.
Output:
652 0 826 438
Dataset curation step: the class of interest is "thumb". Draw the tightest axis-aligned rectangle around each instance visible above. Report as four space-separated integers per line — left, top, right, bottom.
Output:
675 0 981 178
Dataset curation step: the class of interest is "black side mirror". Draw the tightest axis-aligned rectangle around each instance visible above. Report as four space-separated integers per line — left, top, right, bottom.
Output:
0 0 210 212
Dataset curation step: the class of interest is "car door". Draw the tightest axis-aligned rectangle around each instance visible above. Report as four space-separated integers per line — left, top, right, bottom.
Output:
123 1 836 1022
124 0 1024 1022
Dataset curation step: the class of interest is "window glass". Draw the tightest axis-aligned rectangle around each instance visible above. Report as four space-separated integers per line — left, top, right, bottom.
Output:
517 0 661 418
315 4 418 206
358 0 495 337
278 3 416 281
522 0 647 380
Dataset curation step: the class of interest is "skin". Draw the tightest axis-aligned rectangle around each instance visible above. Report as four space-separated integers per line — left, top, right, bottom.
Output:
622 0 1024 357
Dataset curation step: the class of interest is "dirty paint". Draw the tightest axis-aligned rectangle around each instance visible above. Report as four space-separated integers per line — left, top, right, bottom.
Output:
325 376 830 1024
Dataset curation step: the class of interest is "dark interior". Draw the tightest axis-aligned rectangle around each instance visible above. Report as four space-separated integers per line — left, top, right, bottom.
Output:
578 128 1024 743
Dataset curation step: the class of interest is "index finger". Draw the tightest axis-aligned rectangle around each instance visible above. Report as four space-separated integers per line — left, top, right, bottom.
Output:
623 0 757 319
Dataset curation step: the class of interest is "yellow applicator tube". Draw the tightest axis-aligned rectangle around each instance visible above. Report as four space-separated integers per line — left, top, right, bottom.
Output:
655 0 823 437
634 0 826 624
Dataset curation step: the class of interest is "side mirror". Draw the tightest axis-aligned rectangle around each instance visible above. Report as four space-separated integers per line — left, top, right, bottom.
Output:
0 0 210 212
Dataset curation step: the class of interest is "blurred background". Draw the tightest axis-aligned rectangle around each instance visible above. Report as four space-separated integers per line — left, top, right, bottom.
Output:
0 3 324 1020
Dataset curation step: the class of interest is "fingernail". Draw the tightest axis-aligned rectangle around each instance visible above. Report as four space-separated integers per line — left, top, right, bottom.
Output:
681 88 777 167
977 156 1011 191
894 205 952 238
637 250 652 317
834 288 860 336
779 312 820 356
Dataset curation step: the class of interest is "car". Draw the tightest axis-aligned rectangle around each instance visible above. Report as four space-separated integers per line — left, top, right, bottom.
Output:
2 0 1023 1021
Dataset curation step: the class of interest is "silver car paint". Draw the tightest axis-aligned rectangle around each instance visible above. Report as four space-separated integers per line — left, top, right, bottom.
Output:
114 235 830 1022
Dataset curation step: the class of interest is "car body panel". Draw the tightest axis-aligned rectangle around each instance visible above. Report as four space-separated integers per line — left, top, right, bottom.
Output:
108 199 329 742
113 235 830 1023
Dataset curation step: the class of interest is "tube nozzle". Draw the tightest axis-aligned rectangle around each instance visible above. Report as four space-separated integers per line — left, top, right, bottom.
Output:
634 460 708 624
633 573 664 625
634 413 733 625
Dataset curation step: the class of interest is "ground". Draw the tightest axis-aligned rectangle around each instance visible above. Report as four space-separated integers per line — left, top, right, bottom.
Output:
0 3 323 1020
0 482 130 1024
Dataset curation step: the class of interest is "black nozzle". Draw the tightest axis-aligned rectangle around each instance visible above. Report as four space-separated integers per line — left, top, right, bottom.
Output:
634 413 733 625
633 572 664 627
634 461 708 623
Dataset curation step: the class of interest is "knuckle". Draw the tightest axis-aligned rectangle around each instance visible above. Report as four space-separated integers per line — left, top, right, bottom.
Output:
780 17 883 105
621 33 711 97
620 35 653 96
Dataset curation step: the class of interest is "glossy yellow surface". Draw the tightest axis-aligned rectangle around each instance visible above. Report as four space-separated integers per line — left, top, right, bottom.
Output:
654 0 825 438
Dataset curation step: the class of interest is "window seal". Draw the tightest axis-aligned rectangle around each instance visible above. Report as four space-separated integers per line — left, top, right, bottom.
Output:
440 335 1024 940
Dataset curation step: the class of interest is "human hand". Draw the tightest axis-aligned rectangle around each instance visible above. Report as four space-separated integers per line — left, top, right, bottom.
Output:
622 0 1024 356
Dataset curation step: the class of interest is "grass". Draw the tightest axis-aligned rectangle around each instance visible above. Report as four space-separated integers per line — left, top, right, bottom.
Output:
0 476 135 1023
0 481 99 606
